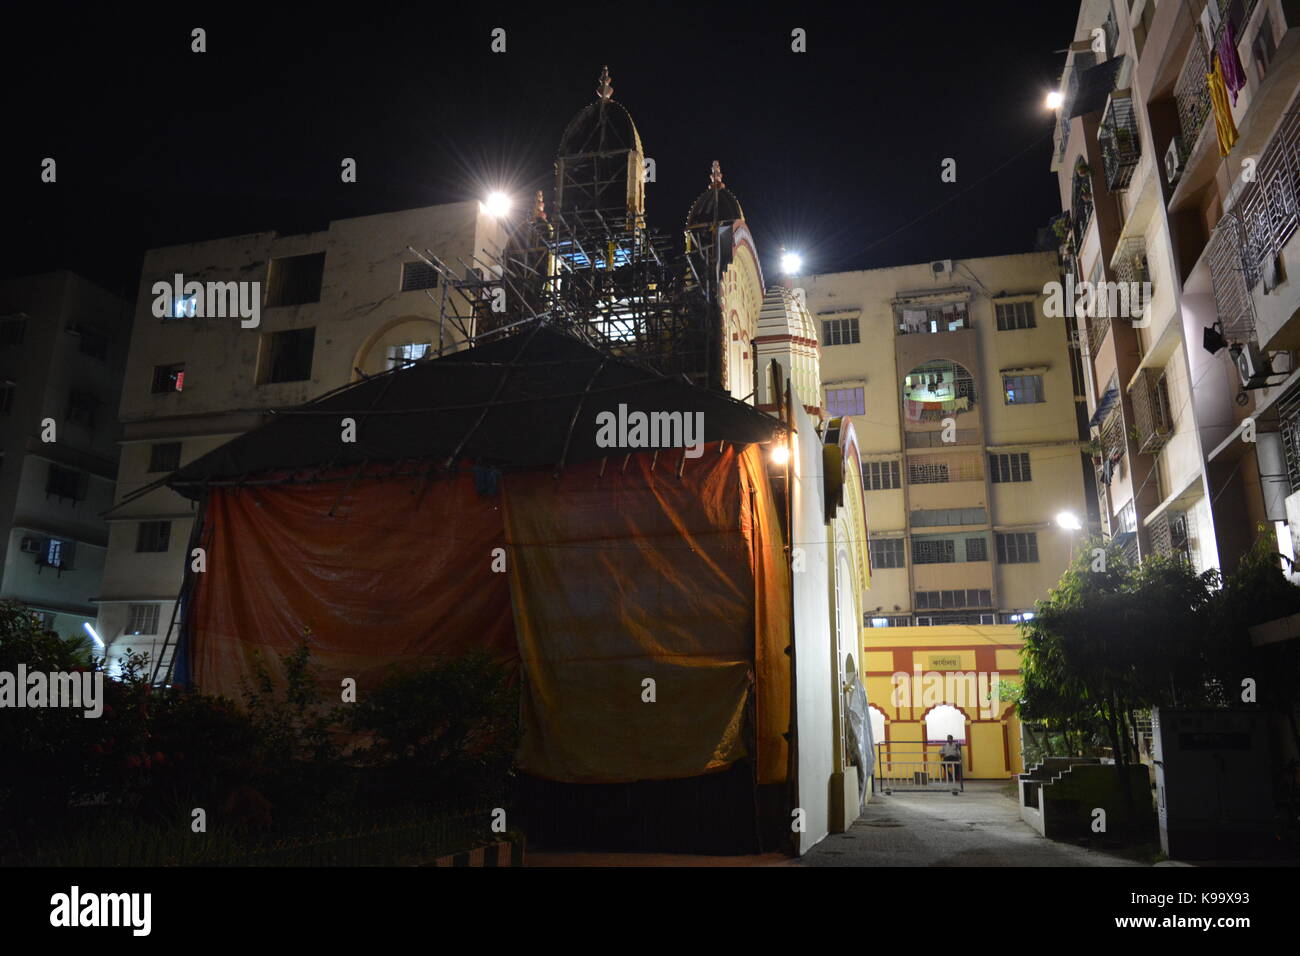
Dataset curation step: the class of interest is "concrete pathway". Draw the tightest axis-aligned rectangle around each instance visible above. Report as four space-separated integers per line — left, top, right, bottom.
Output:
800 780 1144 867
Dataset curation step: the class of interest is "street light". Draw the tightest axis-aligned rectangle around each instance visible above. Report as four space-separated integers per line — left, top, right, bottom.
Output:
83 622 105 648
1055 511 1083 531
780 251 803 275
481 191 512 218
770 443 791 466
1046 90 1064 110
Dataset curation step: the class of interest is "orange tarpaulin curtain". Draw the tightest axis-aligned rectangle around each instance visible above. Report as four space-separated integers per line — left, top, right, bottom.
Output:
501 444 790 784
190 468 516 700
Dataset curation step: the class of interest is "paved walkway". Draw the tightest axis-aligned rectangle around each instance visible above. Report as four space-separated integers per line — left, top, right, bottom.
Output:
800 780 1144 867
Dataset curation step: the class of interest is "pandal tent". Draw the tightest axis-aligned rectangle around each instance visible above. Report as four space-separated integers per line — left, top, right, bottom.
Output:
161 327 795 835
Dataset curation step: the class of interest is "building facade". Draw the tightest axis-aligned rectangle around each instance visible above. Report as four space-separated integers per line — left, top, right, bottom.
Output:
99 202 507 670
801 252 1091 777
1052 0 1300 577
0 271 131 641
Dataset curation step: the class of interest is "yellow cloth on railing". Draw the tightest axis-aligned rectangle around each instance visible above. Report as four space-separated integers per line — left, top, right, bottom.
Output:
1207 52 1239 157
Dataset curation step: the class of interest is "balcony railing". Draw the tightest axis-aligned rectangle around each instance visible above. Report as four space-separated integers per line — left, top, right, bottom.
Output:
1099 93 1141 190
1149 510 1192 563
1207 211 1259 340
1072 162 1095 250
1128 368 1173 454
1087 313 1111 355
1234 90 1300 294
1112 236 1151 290
1173 26 1211 161
905 428 979 449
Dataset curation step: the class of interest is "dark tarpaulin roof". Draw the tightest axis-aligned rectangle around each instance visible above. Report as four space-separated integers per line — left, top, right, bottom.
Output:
1069 56 1125 119
166 326 782 497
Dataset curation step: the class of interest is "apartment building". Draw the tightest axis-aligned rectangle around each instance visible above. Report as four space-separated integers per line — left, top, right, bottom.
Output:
801 253 1090 776
0 271 131 640
98 201 507 670
1052 0 1300 575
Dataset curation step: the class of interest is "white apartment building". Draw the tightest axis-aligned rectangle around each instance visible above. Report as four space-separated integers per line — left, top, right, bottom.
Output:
0 271 131 641
99 201 506 670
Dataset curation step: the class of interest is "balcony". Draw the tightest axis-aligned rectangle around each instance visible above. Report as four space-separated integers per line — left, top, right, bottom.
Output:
1235 91 1300 294
1148 510 1192 564
1128 368 1173 454
1072 160 1096 251
1099 92 1141 191
1173 26 1212 163
1207 212 1259 341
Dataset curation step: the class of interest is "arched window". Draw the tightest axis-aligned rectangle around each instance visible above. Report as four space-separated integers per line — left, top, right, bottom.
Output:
925 703 966 743
902 359 977 422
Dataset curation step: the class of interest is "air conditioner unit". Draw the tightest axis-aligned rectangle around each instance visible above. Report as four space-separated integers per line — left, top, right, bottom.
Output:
979 613 997 625
930 259 953 279
1164 138 1185 185
1234 342 1275 389
19 536 40 554
915 616 934 626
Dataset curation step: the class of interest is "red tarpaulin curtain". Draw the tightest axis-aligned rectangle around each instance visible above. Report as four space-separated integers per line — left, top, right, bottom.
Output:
189 446 790 784
190 468 516 700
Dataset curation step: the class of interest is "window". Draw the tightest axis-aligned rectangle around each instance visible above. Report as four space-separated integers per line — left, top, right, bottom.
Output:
995 300 1037 330
989 452 1032 483
1253 12 1277 82
965 536 989 562
1003 374 1044 405
136 521 171 553
262 328 316 383
46 464 86 501
42 537 76 570
821 317 860 346
866 614 911 627
910 507 987 527
152 363 185 393
996 532 1040 564
869 537 905 569
903 359 978 419
0 317 26 346
826 386 865 417
862 459 901 490
401 261 439 292
126 603 160 636
897 300 969 334
915 589 992 609
266 252 326 307
1000 611 1037 624
0 383 15 415
907 453 981 483
65 389 97 429
911 537 957 564
387 342 431 370
149 442 182 473
78 326 109 361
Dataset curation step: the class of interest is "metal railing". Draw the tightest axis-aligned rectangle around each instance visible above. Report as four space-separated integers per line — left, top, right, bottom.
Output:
1100 93 1141 191
1234 90 1300 293
1207 212 1259 340
1174 24 1211 161
1129 368 1173 454
874 741 965 794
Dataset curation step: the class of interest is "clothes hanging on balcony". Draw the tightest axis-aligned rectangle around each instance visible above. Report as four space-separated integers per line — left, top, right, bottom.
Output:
1206 53 1240 157
1218 20 1247 105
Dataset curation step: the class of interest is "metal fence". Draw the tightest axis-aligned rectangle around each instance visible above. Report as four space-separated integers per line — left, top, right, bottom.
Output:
874 741 965 794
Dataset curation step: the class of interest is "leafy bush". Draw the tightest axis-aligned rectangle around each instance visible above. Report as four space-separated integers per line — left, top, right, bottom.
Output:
347 652 518 811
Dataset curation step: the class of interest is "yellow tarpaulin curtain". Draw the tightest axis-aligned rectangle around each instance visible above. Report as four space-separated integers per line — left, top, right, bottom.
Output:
1207 52 1239 157
502 444 791 784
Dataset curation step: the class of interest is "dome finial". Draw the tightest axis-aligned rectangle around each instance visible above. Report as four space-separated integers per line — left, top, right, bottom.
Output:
709 160 724 190
597 65 613 102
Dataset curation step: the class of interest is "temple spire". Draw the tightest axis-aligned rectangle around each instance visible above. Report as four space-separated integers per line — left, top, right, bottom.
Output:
709 160 724 190
597 65 613 102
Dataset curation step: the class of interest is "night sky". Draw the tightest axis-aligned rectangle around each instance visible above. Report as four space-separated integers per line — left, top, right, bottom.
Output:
2 3 1078 299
